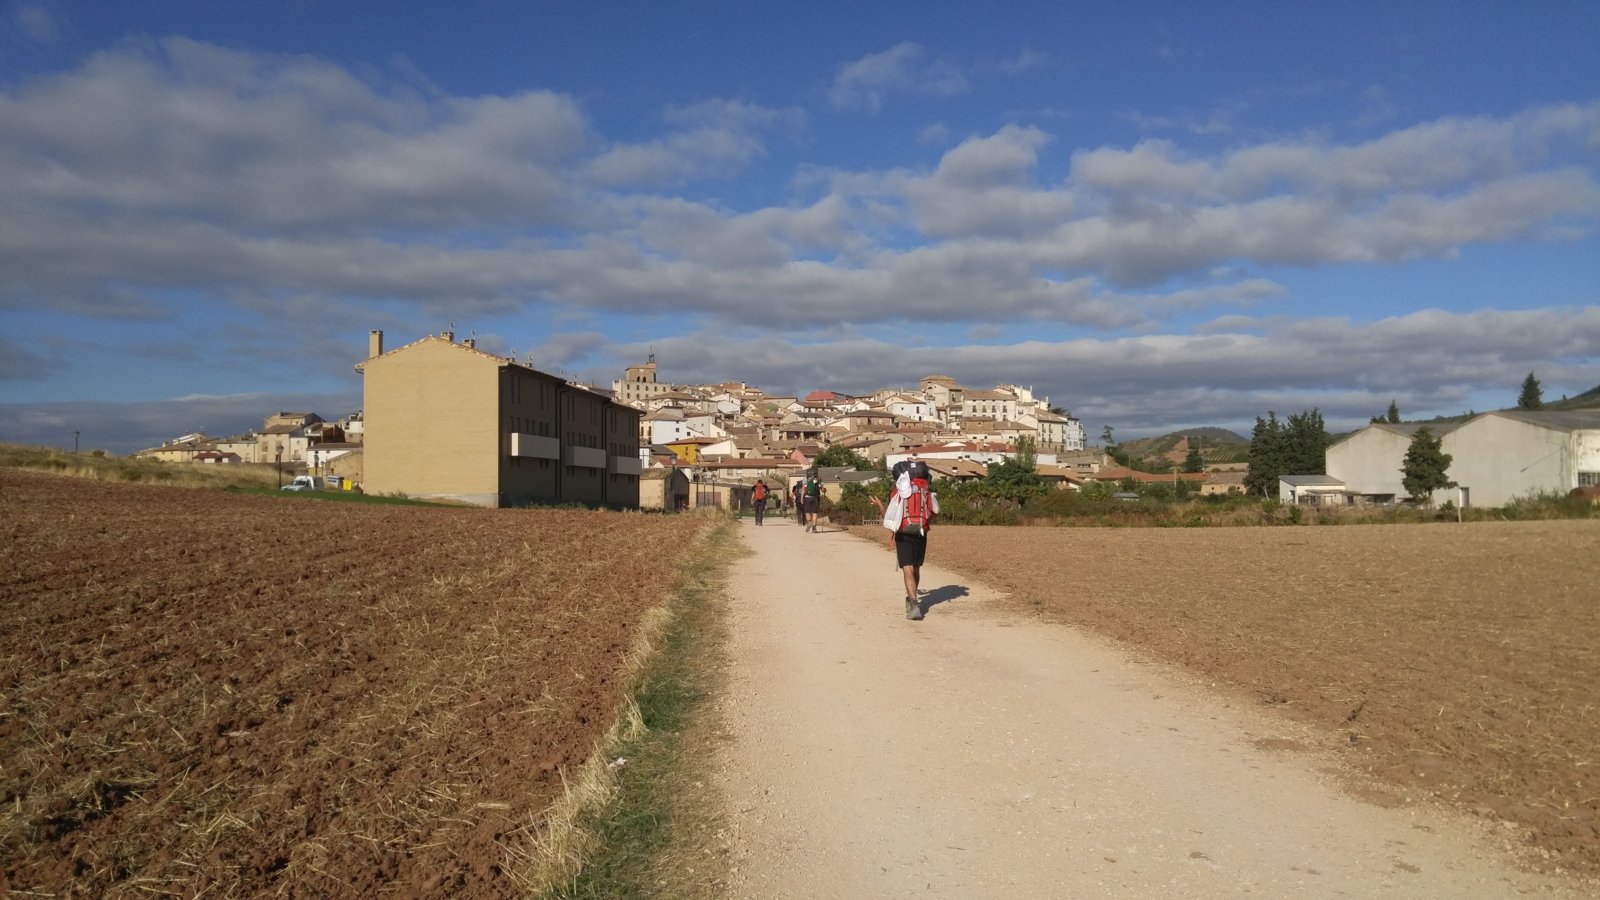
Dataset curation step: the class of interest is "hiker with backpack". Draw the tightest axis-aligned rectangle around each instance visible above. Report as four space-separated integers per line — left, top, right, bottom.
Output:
803 472 822 532
873 458 939 620
792 479 806 525
752 479 768 525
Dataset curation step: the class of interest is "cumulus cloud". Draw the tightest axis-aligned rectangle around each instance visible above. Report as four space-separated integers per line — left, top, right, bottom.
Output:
827 43 968 113
1 41 1596 357
583 99 800 188
0 336 56 380
609 306 1600 435
0 389 362 455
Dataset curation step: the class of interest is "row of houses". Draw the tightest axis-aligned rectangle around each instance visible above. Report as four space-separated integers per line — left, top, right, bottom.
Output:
1286 410 1600 507
614 357 1088 457
137 411 364 469
139 331 1253 511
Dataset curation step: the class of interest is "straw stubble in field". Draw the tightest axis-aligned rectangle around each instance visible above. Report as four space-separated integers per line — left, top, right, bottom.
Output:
0 468 709 897
920 520 1600 875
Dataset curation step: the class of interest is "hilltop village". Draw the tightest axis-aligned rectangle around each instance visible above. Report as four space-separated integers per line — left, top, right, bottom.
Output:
134 329 1143 508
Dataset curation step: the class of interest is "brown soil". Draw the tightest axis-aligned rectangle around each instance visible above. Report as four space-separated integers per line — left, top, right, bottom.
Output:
855 521 1600 875
0 468 709 897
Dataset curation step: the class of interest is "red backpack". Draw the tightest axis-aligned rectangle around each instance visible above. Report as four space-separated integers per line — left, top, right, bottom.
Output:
897 475 933 536
753 481 767 501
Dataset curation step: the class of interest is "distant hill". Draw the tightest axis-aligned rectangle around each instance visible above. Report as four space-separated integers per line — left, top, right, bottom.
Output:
1118 428 1249 468
1389 384 1600 427
1546 384 1600 411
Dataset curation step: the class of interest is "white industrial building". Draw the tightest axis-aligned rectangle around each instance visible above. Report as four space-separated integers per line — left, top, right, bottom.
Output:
1326 410 1600 507
1434 410 1600 507
1326 422 1464 503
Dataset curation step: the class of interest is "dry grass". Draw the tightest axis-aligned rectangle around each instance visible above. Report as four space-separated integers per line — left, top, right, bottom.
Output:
911 520 1600 876
0 441 281 489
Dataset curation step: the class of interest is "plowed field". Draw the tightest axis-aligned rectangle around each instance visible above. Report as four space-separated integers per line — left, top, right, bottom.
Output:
0 468 709 897
903 520 1600 875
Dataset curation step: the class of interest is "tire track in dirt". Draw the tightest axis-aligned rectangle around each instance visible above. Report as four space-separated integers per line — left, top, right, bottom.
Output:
714 517 1592 899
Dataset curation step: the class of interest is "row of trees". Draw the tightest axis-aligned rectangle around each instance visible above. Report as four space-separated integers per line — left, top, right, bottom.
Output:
1243 408 1329 495
1243 404 1457 505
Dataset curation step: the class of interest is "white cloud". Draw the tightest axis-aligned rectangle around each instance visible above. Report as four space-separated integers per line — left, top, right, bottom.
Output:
617 307 1600 435
1 42 1595 348
994 47 1051 75
827 43 968 113
584 98 801 188
0 390 362 454
12 2 58 43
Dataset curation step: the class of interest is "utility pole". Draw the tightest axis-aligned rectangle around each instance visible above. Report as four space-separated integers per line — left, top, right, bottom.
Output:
74 430 80 453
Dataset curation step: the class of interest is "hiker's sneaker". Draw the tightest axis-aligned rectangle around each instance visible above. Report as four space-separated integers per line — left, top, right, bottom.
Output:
905 596 918 619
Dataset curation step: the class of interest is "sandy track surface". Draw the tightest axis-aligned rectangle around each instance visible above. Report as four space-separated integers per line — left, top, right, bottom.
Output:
715 517 1588 899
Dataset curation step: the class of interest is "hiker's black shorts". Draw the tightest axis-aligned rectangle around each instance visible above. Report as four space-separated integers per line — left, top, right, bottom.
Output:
894 531 928 568
803 496 818 513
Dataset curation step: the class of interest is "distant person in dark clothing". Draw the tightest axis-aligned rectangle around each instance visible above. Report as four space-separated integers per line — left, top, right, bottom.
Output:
803 473 822 532
752 479 768 525
793 480 806 525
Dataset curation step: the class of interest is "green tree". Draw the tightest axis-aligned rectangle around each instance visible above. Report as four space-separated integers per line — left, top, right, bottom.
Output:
1183 441 1204 473
1387 400 1401 423
984 437 1046 502
814 445 875 471
1244 413 1287 496
1284 408 1328 476
1518 372 1544 410
1400 426 1455 506
1014 435 1038 470
1245 408 1328 495
1100 425 1115 447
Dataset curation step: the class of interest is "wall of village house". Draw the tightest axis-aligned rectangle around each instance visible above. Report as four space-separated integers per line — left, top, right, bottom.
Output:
606 403 642 508
498 366 562 506
364 340 501 505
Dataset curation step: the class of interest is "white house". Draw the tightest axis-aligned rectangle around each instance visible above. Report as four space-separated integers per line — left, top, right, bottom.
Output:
961 389 1020 422
644 406 724 444
1435 409 1600 507
1327 410 1600 507
886 394 940 423
1327 422 1464 503
1018 410 1085 451
1279 474 1348 505
886 441 1059 471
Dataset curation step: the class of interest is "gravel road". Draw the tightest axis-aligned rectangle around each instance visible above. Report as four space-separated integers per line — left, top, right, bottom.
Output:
714 517 1589 899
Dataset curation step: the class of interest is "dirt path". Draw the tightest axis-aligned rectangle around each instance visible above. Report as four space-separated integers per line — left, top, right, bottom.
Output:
714 517 1590 899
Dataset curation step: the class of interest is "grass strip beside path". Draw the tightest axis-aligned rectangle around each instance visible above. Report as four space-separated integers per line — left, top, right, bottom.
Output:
540 520 737 900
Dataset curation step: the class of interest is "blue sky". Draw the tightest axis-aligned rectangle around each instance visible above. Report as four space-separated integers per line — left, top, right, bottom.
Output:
2 0 1597 453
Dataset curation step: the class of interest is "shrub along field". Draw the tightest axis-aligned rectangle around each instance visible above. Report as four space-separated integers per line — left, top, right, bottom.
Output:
0 467 710 897
906 520 1600 875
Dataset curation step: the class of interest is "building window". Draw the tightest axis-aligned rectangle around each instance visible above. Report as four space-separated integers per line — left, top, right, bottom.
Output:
1580 472 1600 487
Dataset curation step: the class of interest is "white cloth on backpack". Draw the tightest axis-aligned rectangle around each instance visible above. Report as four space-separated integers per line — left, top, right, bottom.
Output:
881 471 939 531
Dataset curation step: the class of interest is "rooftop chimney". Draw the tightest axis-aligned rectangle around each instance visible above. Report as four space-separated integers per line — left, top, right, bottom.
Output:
368 330 383 358
463 338 475 349
441 330 454 342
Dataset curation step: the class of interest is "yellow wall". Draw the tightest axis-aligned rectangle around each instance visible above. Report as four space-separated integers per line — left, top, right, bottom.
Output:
363 338 500 504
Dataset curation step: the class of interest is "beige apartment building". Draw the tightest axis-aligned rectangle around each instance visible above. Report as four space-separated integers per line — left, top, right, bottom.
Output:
356 331 643 508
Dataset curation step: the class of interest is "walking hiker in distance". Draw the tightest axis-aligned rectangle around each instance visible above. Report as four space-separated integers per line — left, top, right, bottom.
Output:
873 458 939 620
792 479 806 525
752 479 768 525
803 472 822 532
